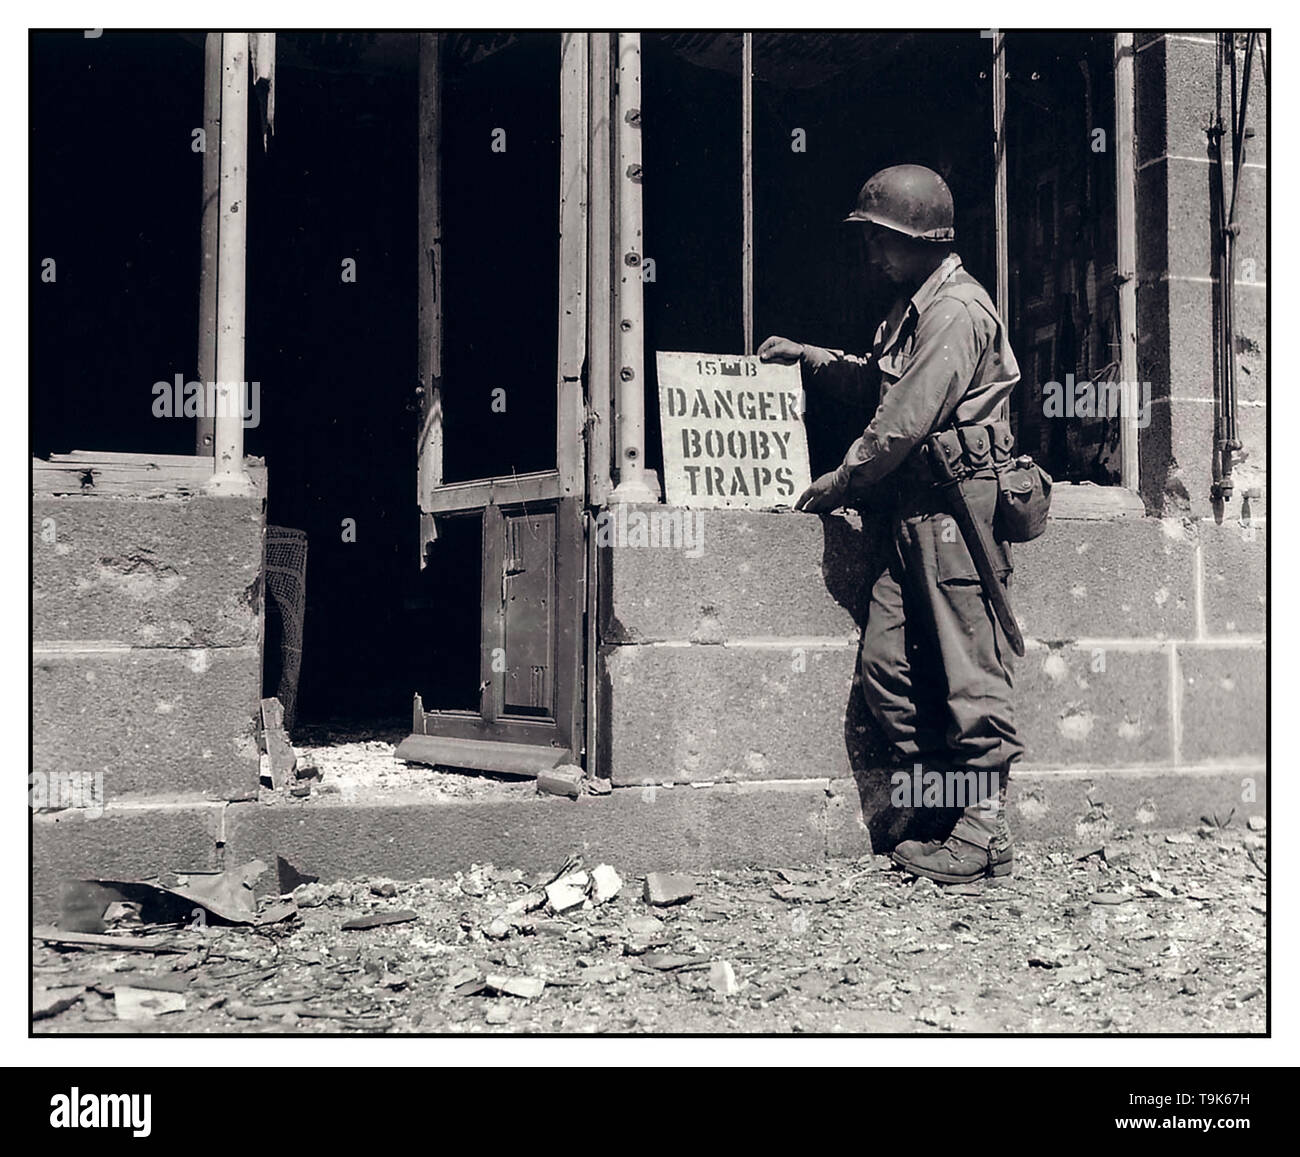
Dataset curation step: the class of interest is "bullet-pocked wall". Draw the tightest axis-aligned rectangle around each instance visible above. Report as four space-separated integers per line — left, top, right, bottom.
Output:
598 31 1267 853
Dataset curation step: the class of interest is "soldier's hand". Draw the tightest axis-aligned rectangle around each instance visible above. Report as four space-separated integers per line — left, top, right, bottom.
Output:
757 335 804 365
794 471 847 514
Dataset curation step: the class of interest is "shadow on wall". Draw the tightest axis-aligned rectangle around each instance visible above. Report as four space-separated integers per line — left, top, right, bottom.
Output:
817 506 965 853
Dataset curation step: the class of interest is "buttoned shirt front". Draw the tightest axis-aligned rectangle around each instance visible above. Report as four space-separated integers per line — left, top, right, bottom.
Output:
804 253 1020 489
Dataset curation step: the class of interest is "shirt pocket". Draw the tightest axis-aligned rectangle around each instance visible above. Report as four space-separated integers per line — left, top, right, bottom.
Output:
877 346 914 385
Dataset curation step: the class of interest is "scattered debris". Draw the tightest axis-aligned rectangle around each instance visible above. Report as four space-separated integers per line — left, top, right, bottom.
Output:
32 828 1266 1035
485 975 545 999
709 961 739 996
341 910 418 931
67 860 272 927
33 986 85 1020
626 915 665 937
776 867 820 884
772 882 838 904
292 882 329 909
545 872 590 914
504 891 546 917
590 864 623 905
537 764 586 799
644 872 695 907
114 987 187 1020
260 697 297 789
641 952 700 971
32 927 186 954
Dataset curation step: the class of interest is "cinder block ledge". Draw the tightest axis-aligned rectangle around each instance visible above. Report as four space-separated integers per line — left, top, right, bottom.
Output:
30 765 1264 921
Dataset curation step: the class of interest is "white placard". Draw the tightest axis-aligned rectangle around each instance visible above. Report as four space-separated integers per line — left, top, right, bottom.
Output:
656 352 811 510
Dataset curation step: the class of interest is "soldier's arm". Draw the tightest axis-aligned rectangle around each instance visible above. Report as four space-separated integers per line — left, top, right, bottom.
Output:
831 300 983 489
759 335 875 409
799 344 876 408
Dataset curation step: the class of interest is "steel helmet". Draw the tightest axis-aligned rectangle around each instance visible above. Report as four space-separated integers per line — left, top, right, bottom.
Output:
844 164 955 242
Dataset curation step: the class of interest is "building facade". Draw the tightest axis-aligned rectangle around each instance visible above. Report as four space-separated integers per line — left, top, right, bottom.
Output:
32 31 1267 914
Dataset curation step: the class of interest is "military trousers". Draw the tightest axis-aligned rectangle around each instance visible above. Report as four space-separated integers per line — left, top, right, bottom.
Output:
859 476 1023 847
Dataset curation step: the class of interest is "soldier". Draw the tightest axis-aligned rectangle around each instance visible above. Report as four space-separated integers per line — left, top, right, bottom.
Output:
759 163 1024 883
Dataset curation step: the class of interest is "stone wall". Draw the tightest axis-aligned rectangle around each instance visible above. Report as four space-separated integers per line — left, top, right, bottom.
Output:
1135 32 1267 518
598 503 1265 848
32 480 266 803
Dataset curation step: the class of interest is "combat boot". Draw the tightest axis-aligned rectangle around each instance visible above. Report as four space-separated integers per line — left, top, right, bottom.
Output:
891 832 1013 883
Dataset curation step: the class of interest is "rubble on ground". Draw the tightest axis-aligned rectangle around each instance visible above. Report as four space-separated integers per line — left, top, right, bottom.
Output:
31 825 1267 1034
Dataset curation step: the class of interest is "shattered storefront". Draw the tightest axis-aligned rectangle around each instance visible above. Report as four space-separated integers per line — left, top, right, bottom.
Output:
32 32 1267 914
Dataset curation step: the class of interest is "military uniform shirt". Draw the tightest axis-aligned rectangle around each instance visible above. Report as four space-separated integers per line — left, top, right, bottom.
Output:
802 253 1020 489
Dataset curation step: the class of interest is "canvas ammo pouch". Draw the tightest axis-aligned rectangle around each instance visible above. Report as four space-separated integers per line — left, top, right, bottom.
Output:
928 423 1053 543
987 423 1052 542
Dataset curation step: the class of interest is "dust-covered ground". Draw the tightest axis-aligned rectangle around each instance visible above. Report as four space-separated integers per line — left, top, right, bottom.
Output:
33 815 1267 1035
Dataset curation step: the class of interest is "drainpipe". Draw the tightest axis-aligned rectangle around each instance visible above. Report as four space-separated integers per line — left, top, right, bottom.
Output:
608 32 661 504
208 32 251 494
1208 32 1256 507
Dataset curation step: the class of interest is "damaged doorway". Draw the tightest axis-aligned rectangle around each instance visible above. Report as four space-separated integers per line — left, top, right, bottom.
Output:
398 32 588 775
250 33 588 781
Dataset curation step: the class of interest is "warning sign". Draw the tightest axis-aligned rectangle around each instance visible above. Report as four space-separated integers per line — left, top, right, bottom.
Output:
656 352 811 510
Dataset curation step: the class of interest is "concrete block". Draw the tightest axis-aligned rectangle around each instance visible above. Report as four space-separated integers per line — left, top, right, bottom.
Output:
1161 278 1266 406
1007 767 1264 844
1154 36 1224 159
1200 517 1266 635
1136 160 1170 280
599 641 859 785
1134 35 1171 167
223 779 846 889
32 494 264 647
601 506 873 643
31 803 224 924
1154 159 1266 283
1016 643 1173 768
1178 643 1266 761
1014 518 1196 641
32 645 262 800
1141 396 1265 519
1229 284 1268 406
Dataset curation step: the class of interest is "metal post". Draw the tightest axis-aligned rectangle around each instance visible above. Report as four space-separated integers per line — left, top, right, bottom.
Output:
1113 32 1140 491
741 32 754 355
609 32 661 503
195 32 221 455
209 32 250 493
586 33 614 505
991 31 1009 319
